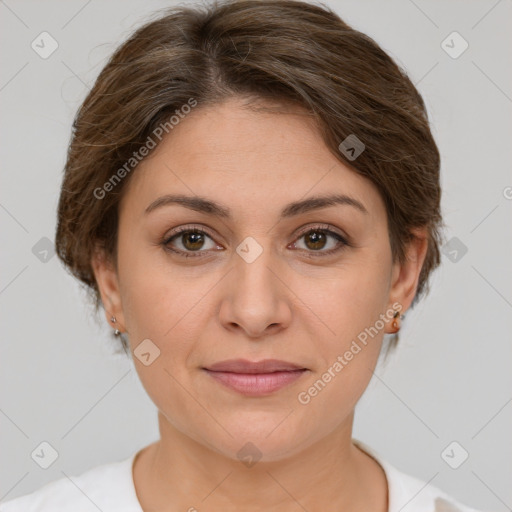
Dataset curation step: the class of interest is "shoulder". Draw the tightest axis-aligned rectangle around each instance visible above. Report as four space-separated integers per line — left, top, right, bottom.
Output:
0 453 141 512
353 439 488 512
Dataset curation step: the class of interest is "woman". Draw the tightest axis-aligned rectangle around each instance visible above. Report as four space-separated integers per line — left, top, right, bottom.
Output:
1 0 486 510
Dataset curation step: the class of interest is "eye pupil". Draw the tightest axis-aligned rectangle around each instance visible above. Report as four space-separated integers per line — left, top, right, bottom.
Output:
305 230 327 250
165 226 344 258
183 231 204 250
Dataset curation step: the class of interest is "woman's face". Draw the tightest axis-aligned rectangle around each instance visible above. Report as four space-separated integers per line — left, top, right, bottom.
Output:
93 97 425 461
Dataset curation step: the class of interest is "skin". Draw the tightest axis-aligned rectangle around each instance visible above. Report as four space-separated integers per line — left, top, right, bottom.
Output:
92 96 428 511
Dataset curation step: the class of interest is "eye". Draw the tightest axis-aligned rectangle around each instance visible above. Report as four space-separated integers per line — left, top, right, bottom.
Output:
162 226 221 257
291 224 349 257
162 223 349 259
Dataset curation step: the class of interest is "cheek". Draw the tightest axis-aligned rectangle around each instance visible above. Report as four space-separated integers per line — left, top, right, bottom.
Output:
119 263 206 428
118 244 200 340
289 256 390 403
294 256 391 340
294 276 386 426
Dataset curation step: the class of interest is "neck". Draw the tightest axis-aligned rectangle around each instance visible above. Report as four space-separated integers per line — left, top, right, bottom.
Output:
132 411 388 512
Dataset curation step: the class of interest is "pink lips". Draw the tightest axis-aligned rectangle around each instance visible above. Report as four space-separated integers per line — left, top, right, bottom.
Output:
203 359 308 396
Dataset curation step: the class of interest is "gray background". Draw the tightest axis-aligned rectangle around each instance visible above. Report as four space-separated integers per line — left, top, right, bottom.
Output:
1 0 511 509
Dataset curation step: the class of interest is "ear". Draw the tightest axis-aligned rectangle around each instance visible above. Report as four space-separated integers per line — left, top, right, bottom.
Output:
90 246 126 333
385 227 429 334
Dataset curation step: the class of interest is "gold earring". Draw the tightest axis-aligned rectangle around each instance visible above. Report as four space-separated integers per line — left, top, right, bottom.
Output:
390 310 403 333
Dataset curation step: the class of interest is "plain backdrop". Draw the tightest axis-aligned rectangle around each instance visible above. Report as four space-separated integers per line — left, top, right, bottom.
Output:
1 0 511 509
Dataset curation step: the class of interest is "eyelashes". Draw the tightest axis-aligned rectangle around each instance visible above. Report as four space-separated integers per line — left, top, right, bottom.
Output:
161 224 350 259
163 226 220 257
289 225 349 257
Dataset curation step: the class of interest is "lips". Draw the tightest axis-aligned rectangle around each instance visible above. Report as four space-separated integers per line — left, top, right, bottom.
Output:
204 358 306 373
202 359 308 396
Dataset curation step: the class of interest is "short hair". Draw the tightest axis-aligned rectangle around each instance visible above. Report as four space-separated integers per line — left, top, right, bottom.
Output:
55 0 444 351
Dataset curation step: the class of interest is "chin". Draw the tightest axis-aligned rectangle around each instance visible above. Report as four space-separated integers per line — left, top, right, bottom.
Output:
200 414 316 464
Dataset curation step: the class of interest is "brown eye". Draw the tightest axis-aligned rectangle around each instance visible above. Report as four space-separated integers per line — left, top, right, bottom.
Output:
180 231 206 251
303 230 328 250
293 226 348 256
163 228 219 257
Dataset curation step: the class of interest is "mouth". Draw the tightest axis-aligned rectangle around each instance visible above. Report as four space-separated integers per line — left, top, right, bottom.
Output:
202 359 309 396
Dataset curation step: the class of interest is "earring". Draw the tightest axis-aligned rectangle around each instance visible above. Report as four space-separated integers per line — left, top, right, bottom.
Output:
110 315 121 336
390 309 405 333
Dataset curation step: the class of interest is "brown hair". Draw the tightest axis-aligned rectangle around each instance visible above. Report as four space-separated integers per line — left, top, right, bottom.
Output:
55 0 444 351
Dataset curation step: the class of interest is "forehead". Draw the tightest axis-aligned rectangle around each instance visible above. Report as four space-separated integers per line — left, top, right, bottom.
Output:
120 98 385 223
152 98 339 169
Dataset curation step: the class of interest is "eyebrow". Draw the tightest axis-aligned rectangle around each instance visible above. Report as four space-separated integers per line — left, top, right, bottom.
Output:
144 193 368 218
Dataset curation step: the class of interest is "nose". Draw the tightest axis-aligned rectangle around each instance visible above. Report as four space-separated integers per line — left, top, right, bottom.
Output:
218 242 292 339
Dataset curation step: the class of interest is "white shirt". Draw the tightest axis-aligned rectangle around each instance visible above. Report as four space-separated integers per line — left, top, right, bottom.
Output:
0 439 485 511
